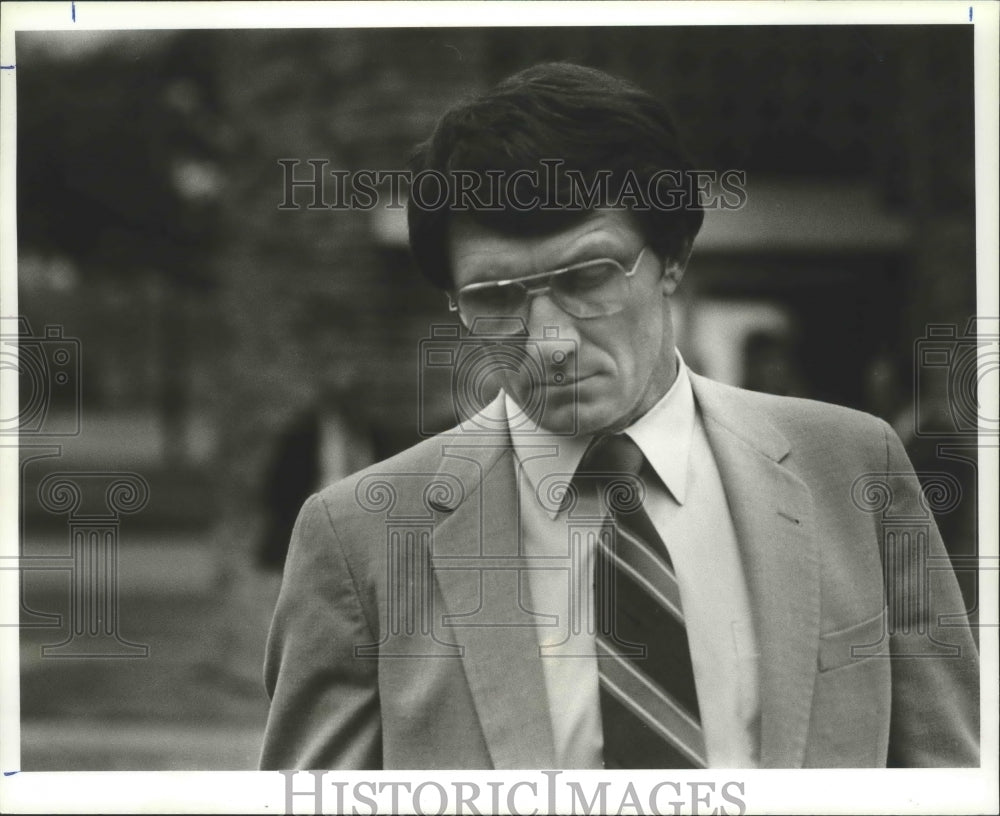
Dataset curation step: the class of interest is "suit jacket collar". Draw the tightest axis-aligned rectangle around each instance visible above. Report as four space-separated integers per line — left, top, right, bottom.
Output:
429 379 820 769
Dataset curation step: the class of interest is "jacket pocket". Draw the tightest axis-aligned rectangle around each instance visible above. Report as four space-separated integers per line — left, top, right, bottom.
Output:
818 607 889 672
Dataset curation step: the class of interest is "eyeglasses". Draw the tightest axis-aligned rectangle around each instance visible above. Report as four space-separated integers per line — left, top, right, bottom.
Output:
449 247 649 332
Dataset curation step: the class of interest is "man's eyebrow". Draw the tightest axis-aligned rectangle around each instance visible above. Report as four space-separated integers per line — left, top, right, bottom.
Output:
457 255 521 283
554 237 630 268
456 235 631 284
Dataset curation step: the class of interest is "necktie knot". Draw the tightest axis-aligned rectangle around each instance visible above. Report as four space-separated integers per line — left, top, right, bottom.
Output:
571 434 648 516
577 434 645 478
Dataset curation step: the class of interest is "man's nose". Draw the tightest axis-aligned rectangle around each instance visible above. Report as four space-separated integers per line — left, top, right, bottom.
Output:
525 291 580 344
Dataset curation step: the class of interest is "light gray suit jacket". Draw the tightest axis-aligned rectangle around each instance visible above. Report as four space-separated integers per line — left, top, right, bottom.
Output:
260 374 979 769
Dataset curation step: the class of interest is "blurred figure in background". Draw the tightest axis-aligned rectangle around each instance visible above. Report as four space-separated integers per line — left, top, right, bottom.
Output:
258 322 375 571
258 409 320 570
258 367 376 571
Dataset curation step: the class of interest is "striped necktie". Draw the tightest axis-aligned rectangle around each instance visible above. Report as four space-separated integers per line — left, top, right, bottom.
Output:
576 433 707 769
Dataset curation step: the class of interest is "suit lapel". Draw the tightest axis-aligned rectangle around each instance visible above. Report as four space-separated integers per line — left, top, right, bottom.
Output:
426 421 557 769
691 374 820 768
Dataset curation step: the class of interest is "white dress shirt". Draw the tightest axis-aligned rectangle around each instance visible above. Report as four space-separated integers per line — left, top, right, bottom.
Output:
507 356 761 768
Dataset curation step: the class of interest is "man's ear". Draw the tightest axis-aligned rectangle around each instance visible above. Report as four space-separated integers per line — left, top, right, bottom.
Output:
660 238 692 296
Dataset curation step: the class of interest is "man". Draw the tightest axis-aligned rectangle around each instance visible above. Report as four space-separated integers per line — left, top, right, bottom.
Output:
260 63 979 769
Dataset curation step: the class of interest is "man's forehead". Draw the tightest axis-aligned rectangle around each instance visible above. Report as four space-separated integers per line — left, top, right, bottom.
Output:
448 209 641 283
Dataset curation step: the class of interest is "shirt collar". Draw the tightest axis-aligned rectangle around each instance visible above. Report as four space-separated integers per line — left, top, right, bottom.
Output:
622 352 696 507
506 351 696 518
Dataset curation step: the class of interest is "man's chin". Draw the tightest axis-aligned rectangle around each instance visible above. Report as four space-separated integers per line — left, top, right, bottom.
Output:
535 407 578 436
530 403 619 438
505 387 617 436
505 397 578 436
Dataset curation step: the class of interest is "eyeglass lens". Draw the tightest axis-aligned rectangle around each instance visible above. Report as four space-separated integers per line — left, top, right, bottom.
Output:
457 259 629 323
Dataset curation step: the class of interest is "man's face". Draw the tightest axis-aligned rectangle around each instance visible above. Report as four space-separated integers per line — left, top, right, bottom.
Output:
448 209 685 436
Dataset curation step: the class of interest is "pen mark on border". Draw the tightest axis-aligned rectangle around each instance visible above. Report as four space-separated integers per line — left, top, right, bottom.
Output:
72 1 76 22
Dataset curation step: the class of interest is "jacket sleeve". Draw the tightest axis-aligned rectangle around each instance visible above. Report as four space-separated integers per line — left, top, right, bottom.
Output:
879 421 980 767
259 493 382 769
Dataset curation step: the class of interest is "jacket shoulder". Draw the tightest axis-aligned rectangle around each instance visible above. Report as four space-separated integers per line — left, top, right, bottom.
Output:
743 386 886 432
690 373 894 465
695 373 888 431
314 428 463 516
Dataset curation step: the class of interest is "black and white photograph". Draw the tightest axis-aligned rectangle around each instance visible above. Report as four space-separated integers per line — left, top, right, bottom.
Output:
1 2 997 814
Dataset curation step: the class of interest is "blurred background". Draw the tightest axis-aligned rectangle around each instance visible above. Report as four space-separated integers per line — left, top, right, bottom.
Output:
11 25 980 769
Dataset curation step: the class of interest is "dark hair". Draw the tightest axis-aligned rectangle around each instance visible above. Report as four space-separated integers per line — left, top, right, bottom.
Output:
407 62 704 290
